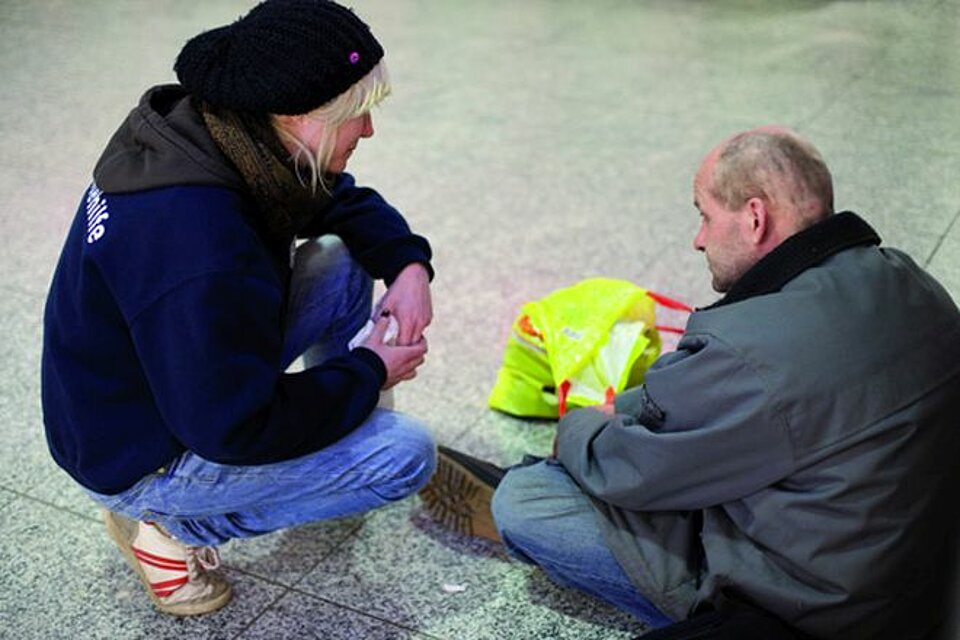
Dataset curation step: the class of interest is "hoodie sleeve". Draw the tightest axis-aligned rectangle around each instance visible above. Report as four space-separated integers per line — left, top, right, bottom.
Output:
556 332 795 511
128 270 386 464
298 173 433 284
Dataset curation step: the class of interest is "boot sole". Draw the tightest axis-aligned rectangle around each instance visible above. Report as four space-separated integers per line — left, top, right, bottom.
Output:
102 510 232 616
418 451 501 542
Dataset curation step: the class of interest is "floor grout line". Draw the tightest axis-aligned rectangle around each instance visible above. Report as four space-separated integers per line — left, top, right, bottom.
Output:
924 206 960 268
0 485 102 523
794 70 869 132
223 573 449 640
228 583 295 640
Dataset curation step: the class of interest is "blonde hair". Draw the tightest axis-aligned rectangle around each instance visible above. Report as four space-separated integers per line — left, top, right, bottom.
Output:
273 60 391 193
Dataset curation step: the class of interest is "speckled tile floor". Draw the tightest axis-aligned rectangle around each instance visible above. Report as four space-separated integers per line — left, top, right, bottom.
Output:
2 0 958 638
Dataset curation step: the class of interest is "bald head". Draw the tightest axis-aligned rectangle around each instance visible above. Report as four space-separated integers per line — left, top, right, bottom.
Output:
692 128 835 292
709 126 834 232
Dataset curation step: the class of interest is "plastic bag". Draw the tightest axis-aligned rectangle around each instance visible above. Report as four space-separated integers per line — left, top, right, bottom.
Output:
488 278 689 418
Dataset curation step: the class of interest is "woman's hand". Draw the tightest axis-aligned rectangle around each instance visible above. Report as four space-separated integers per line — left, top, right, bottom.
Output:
377 263 432 346
361 314 428 389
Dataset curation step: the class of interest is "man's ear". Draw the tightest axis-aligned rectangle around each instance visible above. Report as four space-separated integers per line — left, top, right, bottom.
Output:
744 196 769 246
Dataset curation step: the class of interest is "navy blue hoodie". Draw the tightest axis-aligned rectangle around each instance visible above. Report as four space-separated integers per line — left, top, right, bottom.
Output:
41 85 432 494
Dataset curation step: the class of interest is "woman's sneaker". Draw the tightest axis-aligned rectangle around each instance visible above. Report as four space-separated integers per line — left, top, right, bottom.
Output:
418 446 506 542
102 510 232 616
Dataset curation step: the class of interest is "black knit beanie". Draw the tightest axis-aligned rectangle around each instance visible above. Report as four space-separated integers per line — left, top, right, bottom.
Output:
174 0 384 115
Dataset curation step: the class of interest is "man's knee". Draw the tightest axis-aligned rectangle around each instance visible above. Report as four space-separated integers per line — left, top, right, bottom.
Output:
491 463 553 542
493 460 599 543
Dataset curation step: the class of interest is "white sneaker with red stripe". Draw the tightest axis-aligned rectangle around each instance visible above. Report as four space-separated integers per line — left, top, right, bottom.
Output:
102 510 232 615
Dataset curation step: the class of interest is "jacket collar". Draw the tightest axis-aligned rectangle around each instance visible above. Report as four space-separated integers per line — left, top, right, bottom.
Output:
705 211 881 310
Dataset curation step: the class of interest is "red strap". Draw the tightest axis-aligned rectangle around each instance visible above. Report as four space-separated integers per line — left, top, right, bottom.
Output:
655 325 687 335
646 290 694 313
133 547 188 571
558 380 571 417
150 576 189 591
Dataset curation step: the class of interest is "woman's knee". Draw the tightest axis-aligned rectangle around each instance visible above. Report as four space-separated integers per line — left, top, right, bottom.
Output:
399 419 437 492
294 235 372 308
295 234 350 270
372 414 436 498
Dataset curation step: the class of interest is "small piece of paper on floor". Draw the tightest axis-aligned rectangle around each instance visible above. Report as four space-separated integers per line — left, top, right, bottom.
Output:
442 583 467 593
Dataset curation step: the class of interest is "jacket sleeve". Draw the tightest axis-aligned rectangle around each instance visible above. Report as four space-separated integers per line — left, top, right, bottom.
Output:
128 270 386 465
298 173 433 284
556 332 796 511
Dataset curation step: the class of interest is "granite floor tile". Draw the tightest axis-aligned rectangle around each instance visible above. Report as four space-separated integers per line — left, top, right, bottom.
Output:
13 466 105 522
927 222 960 303
0 498 285 640
0 156 94 296
808 84 960 157
798 131 960 264
0 286 51 495
392 382 488 440
237 589 433 640
856 11 960 95
223 515 366 588
296 499 646 639
419 564 646 640
0 487 16 512
444 411 557 469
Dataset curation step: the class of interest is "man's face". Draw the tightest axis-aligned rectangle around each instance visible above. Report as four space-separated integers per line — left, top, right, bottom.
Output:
692 156 758 293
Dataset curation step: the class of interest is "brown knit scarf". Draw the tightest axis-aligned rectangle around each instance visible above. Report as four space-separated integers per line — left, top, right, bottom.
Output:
200 104 330 241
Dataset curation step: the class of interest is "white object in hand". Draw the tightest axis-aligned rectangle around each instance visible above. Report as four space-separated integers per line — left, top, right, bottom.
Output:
348 314 399 350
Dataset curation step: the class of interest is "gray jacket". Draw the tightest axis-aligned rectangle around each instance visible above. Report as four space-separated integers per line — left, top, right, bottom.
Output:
557 212 960 639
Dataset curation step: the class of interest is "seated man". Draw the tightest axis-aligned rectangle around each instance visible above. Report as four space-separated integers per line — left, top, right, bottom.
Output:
421 127 960 639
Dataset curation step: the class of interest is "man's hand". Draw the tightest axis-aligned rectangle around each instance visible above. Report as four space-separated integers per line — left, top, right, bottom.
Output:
361 314 427 389
552 402 615 457
594 402 616 416
377 263 432 346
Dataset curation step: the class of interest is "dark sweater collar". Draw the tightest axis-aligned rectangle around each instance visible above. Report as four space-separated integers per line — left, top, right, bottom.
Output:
705 211 881 310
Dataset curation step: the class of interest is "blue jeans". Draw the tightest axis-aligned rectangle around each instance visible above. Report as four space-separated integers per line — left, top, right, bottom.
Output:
491 458 673 627
89 236 436 547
